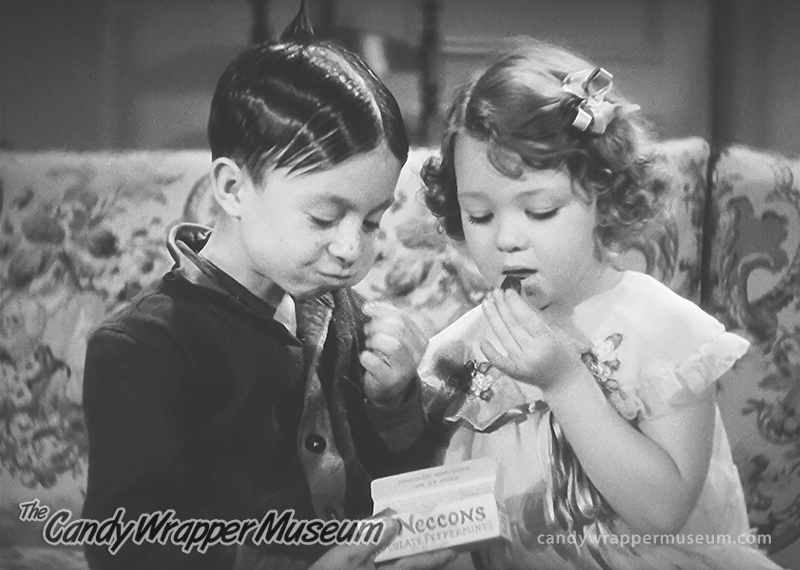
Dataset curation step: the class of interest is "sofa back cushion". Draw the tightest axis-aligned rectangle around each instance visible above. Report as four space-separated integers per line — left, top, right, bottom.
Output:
0 138 710 560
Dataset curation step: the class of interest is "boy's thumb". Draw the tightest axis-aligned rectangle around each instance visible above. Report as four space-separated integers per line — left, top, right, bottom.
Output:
353 512 400 562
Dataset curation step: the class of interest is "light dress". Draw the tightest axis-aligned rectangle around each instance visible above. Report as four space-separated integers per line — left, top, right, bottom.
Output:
418 270 785 570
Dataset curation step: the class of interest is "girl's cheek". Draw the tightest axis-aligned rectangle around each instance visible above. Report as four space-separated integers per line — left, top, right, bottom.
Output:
362 239 378 263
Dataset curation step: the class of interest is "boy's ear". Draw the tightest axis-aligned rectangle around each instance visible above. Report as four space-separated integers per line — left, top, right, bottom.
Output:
209 158 250 218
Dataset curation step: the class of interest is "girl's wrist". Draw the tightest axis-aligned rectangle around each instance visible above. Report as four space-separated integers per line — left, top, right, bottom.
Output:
542 360 603 408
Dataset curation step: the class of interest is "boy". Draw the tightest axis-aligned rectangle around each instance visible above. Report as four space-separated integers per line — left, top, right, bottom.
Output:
82 13 450 570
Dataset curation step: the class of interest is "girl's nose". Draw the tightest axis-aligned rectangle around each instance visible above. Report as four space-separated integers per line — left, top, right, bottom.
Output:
495 214 528 252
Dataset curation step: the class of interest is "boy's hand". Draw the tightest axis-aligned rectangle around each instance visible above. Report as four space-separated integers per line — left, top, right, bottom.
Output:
360 302 427 407
308 514 457 570
479 289 587 394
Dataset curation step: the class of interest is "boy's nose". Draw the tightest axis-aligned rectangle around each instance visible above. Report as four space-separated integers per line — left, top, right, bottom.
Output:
328 227 362 266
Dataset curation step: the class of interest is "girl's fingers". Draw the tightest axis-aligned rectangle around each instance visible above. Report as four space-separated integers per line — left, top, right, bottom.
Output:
479 337 514 375
494 289 532 339
502 289 548 337
482 292 523 354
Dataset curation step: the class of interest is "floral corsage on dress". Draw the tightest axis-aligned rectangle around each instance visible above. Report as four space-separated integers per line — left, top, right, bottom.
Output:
422 332 644 431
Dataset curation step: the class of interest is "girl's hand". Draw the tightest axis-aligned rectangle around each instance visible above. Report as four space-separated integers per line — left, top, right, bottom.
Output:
360 302 427 407
479 289 586 393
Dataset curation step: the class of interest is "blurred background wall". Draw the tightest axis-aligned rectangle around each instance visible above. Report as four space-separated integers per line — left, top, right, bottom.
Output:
1 0 798 155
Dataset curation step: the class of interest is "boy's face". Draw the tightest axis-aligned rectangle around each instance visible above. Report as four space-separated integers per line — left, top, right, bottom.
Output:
238 145 402 300
454 136 604 314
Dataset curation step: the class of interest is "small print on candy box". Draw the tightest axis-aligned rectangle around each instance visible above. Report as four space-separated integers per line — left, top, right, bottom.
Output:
371 458 511 563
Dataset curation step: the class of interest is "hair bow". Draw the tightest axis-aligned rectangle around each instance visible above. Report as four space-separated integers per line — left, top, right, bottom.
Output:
561 67 640 134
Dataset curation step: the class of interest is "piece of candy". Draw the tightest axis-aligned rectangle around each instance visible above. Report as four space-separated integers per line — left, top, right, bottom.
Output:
501 275 522 294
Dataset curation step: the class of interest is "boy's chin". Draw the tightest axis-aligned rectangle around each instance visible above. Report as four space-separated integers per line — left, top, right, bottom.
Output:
289 282 354 300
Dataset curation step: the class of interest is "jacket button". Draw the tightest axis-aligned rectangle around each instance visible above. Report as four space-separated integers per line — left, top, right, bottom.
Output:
304 434 326 453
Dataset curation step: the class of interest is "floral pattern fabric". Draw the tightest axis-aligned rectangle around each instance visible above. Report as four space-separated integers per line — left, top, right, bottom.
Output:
706 146 800 559
1 139 798 568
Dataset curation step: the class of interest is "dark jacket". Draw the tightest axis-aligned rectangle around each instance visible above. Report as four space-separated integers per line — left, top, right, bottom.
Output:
82 224 437 570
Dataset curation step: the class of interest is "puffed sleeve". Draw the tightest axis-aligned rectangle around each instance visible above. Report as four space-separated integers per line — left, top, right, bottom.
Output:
634 318 750 420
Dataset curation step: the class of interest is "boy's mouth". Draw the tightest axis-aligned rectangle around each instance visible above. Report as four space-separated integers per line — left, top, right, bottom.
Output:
321 272 357 282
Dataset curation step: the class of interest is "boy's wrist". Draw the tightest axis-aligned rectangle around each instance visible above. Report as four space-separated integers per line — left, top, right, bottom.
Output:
365 377 425 452
366 375 416 409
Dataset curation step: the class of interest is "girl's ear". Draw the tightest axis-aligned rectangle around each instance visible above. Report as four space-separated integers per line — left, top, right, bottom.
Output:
209 158 250 219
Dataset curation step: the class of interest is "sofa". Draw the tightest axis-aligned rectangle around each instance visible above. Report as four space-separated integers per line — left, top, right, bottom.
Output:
0 139 798 569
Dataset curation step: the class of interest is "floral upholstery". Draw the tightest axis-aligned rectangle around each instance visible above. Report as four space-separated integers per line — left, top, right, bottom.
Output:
706 147 800 556
0 140 797 568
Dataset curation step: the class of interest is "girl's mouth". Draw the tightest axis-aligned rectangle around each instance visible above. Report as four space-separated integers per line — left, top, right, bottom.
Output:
500 269 536 293
501 271 547 309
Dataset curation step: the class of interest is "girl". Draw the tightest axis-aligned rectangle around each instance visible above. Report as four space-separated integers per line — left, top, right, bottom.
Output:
418 40 784 570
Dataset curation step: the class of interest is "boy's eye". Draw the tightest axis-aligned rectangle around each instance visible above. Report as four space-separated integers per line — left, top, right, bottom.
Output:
526 208 559 221
467 213 493 225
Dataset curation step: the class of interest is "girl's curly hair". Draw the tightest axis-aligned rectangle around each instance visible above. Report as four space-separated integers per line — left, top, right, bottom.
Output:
421 39 667 252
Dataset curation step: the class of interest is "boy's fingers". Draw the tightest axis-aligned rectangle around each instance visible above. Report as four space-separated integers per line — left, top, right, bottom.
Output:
383 548 459 570
311 515 398 569
360 351 394 381
351 515 400 562
365 332 405 362
365 315 426 346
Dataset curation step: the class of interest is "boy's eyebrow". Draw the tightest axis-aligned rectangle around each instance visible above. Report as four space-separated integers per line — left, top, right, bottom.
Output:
317 195 393 215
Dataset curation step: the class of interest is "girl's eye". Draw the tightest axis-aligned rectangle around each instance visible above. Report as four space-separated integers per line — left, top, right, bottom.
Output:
527 209 559 221
467 213 493 225
362 219 381 233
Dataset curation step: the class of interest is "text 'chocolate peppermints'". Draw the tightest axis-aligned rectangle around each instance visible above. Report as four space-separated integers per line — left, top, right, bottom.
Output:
501 276 522 294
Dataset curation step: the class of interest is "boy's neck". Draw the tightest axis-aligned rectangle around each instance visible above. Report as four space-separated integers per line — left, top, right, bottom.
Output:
199 226 285 307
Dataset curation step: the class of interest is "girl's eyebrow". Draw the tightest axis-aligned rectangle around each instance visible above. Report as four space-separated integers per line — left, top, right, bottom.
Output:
459 188 545 200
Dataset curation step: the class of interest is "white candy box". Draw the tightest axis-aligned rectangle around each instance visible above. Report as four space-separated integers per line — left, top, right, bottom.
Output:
371 458 510 562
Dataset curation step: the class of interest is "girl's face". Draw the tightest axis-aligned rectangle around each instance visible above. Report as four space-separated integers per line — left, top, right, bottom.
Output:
455 136 607 314
238 145 402 300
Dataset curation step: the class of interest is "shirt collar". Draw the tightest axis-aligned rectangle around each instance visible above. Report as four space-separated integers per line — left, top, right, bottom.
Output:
167 223 284 323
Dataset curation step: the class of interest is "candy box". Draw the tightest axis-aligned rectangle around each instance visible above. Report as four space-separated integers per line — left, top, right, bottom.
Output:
371 458 510 562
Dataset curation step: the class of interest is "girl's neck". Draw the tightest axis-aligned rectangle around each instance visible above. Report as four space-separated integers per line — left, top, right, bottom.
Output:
543 263 622 330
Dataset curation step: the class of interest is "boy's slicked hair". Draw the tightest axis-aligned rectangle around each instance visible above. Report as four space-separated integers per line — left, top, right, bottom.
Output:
208 27 408 184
